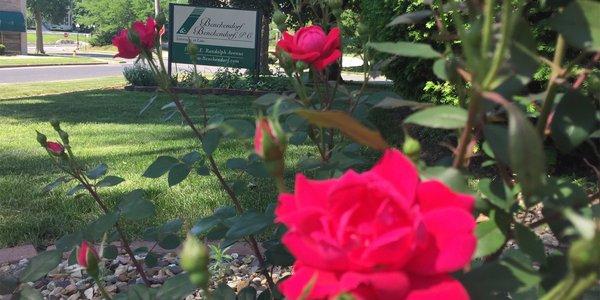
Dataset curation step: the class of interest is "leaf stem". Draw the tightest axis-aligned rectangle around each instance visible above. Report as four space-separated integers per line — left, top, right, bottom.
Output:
536 35 566 136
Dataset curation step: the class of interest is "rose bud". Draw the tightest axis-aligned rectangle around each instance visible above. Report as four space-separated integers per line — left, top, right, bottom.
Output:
402 135 421 162
46 141 65 156
186 41 199 59
36 131 47 147
277 51 294 75
50 119 61 131
77 241 100 277
180 235 209 288
254 117 286 162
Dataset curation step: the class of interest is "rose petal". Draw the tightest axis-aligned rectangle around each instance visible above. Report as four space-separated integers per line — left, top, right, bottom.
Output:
370 149 419 207
323 27 342 53
291 51 322 63
417 181 474 213
282 232 349 271
279 264 341 299
407 208 476 275
313 49 342 70
339 271 410 300
406 275 470 300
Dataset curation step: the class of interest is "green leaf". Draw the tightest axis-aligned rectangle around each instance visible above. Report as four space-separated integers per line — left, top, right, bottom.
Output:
84 212 119 241
208 114 225 126
460 252 541 298
20 250 62 282
505 103 545 198
368 42 441 59
474 219 507 258
66 184 86 196
551 91 597 153
197 164 211 176
203 129 222 156
226 158 247 170
55 232 83 252
433 58 448 81
388 10 432 26
96 176 125 188
404 105 468 129
143 156 179 178
18 285 43 300
478 178 514 212
87 163 108 180
157 274 196 300
191 216 220 235
265 242 294 267
226 211 273 240
213 283 236 300
373 97 432 110
118 284 157 300
254 93 286 106
483 125 510 165
119 189 155 221
420 166 469 193
548 0 600 51
158 234 181 250
514 223 546 262
139 94 158 116
0 275 18 295
181 151 202 165
42 176 69 193
168 163 191 187
563 208 596 240
145 251 158 268
296 110 389 151
103 244 119 259
223 119 255 138
238 286 258 300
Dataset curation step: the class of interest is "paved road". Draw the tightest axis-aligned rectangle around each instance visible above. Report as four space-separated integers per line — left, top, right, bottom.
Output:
0 63 131 84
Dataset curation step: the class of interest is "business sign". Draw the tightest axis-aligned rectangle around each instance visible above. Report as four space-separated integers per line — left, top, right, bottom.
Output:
168 4 261 71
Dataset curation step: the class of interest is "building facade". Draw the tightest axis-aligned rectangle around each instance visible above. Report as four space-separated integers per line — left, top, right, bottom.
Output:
0 0 27 54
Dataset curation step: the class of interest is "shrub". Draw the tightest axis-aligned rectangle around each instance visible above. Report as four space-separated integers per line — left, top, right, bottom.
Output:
0 44 6 55
89 30 116 47
210 68 246 89
123 63 157 87
178 71 209 88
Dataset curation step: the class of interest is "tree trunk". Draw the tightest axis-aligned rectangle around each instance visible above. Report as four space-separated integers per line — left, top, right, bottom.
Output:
34 10 45 54
259 14 271 74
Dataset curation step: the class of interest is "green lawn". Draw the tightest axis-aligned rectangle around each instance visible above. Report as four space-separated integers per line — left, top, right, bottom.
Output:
27 32 91 45
0 77 311 248
0 55 104 67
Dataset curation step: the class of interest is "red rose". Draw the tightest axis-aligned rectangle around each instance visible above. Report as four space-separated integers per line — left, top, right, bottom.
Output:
277 25 342 71
276 149 476 300
112 29 141 59
132 17 159 49
76 241 99 269
46 141 64 155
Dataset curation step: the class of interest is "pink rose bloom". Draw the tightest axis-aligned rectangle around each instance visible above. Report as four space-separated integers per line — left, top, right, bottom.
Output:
46 141 64 155
76 241 98 269
277 25 342 70
276 149 476 300
132 17 159 49
112 29 141 59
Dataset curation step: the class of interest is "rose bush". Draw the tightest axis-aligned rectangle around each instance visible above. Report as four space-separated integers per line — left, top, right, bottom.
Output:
277 25 342 71
276 149 476 299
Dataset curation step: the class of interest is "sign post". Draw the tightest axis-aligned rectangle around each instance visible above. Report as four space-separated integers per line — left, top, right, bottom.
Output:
168 4 261 79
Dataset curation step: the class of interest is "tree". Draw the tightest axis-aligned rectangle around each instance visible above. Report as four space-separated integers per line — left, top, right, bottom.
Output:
27 0 71 54
75 0 165 45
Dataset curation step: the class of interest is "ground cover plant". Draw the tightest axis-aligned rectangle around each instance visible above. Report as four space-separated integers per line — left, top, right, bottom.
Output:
1 0 599 299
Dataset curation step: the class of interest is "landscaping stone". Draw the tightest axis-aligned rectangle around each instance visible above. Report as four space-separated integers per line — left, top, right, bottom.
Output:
0 245 37 264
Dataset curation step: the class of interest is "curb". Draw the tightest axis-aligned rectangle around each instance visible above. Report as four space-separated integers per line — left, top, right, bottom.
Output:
0 62 109 69
124 85 289 97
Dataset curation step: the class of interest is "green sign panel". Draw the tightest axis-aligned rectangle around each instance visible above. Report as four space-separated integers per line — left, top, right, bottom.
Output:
0 11 26 32
168 4 261 70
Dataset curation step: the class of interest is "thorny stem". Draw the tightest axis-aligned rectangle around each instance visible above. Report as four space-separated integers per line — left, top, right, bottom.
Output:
452 91 482 168
159 86 277 293
77 175 151 286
